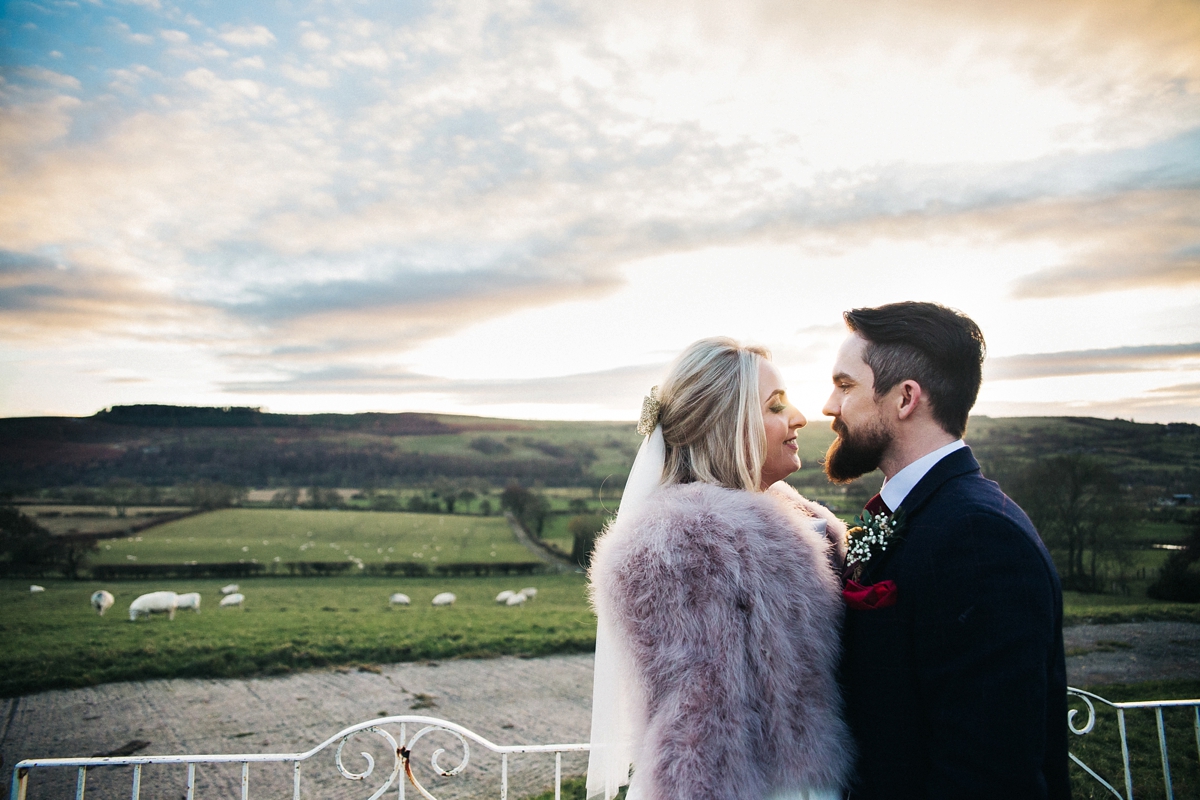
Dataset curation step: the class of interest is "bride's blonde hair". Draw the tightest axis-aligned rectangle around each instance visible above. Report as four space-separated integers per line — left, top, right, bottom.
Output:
658 337 769 492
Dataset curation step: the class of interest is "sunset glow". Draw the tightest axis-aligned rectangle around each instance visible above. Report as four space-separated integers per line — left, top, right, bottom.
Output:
2 0 1198 423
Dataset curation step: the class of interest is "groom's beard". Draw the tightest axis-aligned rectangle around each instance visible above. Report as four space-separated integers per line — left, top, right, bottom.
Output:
824 417 892 484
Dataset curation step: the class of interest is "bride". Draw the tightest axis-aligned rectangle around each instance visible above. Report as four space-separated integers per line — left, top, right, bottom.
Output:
586 337 853 800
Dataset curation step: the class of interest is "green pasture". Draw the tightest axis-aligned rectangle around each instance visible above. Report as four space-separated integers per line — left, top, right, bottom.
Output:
1063 590 1200 625
88 508 531 567
0 575 594 697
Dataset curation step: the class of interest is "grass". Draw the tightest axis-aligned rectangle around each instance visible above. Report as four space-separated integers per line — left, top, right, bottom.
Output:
1069 680 1200 799
0 574 595 697
88 508 532 567
1063 591 1200 625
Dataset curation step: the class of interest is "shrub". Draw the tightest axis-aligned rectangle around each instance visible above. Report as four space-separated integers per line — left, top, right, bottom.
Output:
1147 520 1200 603
568 514 608 568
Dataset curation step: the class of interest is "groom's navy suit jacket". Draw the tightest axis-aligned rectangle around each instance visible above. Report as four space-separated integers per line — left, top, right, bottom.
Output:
840 446 1070 799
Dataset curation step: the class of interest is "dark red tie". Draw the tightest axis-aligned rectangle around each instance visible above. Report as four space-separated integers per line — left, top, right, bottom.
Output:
864 493 891 517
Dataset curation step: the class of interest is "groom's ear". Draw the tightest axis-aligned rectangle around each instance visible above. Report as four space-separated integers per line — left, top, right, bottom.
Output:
894 379 924 421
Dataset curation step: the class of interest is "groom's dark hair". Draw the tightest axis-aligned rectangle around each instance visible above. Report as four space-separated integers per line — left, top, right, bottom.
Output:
843 301 985 438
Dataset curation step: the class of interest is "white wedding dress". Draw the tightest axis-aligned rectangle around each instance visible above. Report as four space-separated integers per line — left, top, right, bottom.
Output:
586 425 844 800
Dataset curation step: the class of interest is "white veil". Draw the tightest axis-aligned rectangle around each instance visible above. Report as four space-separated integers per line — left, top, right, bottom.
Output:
585 424 665 800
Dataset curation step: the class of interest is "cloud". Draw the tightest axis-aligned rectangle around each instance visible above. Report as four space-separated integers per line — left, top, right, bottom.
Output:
159 29 189 44
110 19 154 45
0 93 81 154
219 25 276 47
280 64 331 87
977 383 1200 425
332 45 389 70
221 360 666 410
0 249 200 338
14 66 80 90
987 343 1200 380
299 31 330 50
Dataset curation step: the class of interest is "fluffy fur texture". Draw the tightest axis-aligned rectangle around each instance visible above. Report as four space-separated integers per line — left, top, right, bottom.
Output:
590 481 853 800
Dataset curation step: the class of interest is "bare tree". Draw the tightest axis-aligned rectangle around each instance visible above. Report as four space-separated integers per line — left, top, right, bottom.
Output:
1009 455 1134 592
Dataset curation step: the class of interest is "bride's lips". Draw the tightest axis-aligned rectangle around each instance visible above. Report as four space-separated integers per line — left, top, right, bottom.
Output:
784 437 798 450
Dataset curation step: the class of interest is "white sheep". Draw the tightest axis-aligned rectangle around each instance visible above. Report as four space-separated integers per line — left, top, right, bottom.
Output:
176 592 201 613
220 583 239 595
91 590 115 616
29 585 45 594
219 593 245 608
389 593 411 606
431 592 456 606
519 587 538 599
495 590 516 603
129 591 178 621
505 593 527 606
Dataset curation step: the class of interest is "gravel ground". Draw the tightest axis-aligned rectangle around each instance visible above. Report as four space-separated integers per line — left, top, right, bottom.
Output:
1063 621 1200 687
3 623 1196 800
0 655 595 800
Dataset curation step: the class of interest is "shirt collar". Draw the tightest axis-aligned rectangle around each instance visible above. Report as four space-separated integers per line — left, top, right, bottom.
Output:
879 439 966 511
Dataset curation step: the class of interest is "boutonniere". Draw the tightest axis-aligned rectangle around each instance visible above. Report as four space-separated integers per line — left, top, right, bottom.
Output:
845 507 906 582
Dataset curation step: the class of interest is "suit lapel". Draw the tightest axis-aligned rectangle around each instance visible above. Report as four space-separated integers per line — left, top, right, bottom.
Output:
859 447 981 583
896 446 980 520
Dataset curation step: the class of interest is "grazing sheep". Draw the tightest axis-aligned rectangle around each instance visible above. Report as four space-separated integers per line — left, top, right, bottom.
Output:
495 590 516 604
220 583 239 595
29 585 45 594
91 590 115 616
519 587 538 599
219 593 245 608
505 593 527 606
389 593 411 606
431 592 456 606
129 591 179 621
176 592 201 613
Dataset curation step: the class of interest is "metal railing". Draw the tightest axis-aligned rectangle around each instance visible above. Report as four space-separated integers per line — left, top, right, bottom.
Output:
1067 688 1200 799
11 689 1200 800
9 714 589 800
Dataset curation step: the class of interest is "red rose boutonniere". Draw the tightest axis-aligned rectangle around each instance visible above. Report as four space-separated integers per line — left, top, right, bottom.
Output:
843 578 898 610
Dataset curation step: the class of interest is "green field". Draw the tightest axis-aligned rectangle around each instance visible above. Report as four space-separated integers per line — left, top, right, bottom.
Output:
3 569 1196 699
88 508 532 567
0 575 595 697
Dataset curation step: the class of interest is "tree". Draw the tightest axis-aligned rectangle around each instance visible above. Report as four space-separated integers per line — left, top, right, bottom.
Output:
104 478 139 518
271 487 300 507
1008 455 1135 592
1147 515 1200 602
57 534 97 579
0 506 95 578
189 481 247 510
500 484 551 535
306 485 344 509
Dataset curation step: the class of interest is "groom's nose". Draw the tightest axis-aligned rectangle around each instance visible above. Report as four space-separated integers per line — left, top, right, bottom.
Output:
822 391 839 418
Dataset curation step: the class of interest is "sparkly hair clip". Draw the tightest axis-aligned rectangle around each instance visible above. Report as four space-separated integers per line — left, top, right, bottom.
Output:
636 386 661 437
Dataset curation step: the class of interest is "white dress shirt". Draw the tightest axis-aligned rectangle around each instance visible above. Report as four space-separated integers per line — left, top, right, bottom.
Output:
879 439 966 512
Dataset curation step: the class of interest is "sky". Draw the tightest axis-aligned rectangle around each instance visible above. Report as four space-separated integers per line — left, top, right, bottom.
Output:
1 0 1199 424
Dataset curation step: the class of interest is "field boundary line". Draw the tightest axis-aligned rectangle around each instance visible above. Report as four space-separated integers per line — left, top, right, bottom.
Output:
505 513 576 573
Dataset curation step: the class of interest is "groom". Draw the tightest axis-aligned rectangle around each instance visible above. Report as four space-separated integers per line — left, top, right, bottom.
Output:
823 302 1069 799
